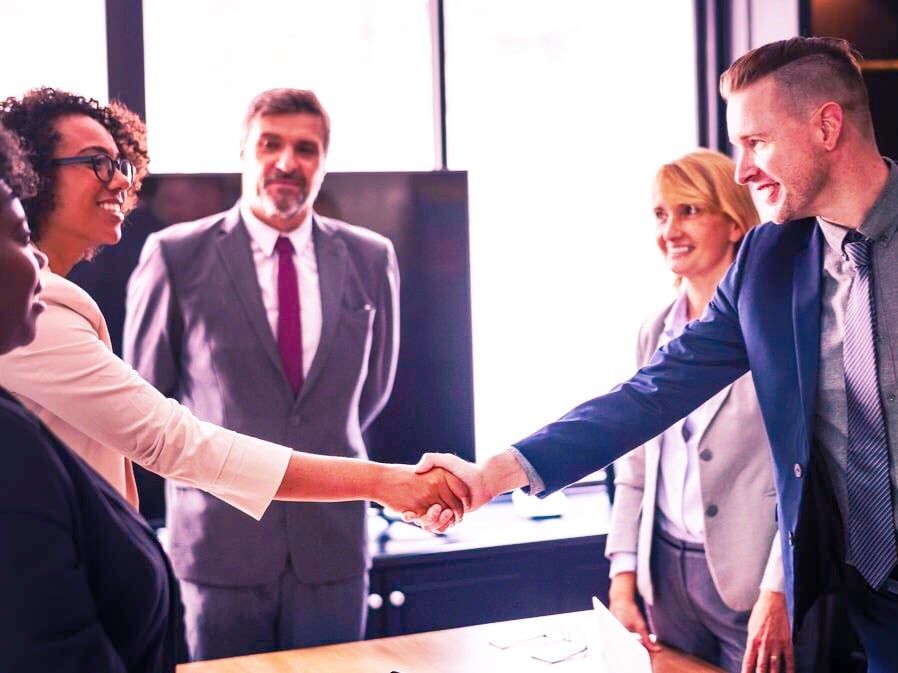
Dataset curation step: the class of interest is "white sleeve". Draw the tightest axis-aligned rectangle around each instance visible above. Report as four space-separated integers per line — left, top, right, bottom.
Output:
0 299 290 520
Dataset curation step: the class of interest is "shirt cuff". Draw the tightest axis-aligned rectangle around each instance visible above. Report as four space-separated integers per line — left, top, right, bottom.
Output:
759 540 786 593
608 552 638 579
205 429 293 520
507 445 546 496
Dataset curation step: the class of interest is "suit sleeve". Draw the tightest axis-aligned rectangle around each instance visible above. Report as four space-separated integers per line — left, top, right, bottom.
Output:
514 228 758 495
123 233 183 398
358 239 400 431
0 413 127 673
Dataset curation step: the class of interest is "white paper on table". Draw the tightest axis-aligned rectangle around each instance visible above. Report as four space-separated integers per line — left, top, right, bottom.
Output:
592 596 653 673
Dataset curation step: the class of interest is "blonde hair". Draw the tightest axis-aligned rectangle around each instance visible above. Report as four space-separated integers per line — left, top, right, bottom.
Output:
655 148 759 241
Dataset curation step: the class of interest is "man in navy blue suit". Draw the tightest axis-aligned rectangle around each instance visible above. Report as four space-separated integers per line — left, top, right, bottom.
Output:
416 37 898 673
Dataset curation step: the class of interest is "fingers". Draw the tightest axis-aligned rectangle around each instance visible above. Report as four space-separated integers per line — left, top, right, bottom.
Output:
741 640 758 673
415 452 466 475
443 469 472 511
744 643 784 673
432 468 465 519
632 615 659 652
414 453 436 474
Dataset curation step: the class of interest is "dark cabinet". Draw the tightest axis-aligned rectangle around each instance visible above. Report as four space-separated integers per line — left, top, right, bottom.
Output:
365 487 611 639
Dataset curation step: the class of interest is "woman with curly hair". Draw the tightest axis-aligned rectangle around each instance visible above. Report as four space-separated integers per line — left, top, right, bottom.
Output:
0 122 183 672
0 89 465 529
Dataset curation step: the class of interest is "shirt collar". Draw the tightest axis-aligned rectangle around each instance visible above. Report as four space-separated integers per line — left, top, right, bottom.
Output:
662 291 690 339
816 157 898 256
239 201 314 257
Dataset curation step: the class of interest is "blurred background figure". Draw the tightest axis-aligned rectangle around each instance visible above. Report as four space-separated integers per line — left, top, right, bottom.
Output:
125 88 400 660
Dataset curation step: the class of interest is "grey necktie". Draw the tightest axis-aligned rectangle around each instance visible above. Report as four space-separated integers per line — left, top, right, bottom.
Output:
843 231 897 588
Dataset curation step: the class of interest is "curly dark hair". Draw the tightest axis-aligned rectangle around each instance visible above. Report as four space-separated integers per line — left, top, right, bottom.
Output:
0 124 38 201
0 87 149 240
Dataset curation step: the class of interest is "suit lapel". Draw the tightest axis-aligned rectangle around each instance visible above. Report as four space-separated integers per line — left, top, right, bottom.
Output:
791 219 823 463
215 205 287 389
298 217 348 405
649 303 733 447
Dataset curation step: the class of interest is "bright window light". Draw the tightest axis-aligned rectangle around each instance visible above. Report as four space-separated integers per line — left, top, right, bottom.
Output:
445 1 698 460
143 0 437 172
0 0 108 102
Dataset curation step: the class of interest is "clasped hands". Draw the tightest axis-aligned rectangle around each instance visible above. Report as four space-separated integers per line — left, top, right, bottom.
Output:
376 453 494 532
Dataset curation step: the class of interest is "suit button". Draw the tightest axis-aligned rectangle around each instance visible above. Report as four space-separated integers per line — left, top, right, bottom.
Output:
289 415 301 427
794 463 802 478
699 449 713 461
788 531 795 546
705 505 718 517
888 394 896 403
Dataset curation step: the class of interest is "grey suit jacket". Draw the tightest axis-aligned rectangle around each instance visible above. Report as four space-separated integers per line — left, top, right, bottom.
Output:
604 302 780 611
124 203 399 585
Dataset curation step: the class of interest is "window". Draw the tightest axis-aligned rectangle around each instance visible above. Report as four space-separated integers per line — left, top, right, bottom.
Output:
445 1 698 459
0 0 108 102
142 0 437 172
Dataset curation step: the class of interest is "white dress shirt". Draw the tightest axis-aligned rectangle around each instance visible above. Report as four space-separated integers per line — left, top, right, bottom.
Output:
240 203 322 378
654 293 711 544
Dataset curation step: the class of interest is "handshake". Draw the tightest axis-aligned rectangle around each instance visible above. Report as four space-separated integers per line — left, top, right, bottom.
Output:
374 451 528 533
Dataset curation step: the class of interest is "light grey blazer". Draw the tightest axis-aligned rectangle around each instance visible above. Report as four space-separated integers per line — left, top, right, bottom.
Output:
604 302 781 611
124 203 399 586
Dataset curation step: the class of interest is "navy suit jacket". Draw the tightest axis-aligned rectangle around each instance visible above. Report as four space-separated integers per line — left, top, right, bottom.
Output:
516 217 839 627
0 387 182 672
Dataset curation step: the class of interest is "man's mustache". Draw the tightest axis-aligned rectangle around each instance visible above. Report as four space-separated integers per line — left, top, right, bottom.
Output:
264 170 307 188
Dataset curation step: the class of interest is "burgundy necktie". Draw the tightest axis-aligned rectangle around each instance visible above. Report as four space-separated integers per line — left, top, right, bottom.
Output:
275 236 303 396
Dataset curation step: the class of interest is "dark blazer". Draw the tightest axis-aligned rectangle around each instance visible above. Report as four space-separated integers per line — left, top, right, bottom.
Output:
515 217 838 627
124 203 399 585
0 387 181 673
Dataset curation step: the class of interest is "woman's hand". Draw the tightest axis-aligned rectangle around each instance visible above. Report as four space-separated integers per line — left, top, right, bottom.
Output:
374 464 470 523
608 572 660 652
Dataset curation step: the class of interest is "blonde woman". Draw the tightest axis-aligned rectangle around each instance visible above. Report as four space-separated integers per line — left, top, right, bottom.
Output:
605 150 793 673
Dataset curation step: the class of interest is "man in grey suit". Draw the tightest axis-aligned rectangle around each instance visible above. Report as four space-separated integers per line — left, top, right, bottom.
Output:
124 88 399 660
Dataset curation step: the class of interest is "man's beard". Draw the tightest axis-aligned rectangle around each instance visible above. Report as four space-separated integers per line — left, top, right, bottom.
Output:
262 172 309 221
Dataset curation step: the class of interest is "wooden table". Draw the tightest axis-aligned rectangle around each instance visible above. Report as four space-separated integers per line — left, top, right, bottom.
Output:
178 610 725 673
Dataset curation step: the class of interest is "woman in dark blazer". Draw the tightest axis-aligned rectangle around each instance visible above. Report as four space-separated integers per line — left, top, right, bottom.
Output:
0 123 182 673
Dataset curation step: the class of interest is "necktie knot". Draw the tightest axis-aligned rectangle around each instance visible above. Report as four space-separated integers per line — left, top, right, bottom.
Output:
843 231 872 269
275 236 295 258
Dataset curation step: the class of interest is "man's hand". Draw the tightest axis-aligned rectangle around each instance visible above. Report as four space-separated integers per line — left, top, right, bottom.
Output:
373 464 470 524
404 453 492 533
741 590 794 673
608 572 660 652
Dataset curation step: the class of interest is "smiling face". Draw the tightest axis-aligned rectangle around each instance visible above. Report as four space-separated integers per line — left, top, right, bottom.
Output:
727 77 830 224
241 112 327 232
41 114 131 254
0 182 47 353
653 189 742 286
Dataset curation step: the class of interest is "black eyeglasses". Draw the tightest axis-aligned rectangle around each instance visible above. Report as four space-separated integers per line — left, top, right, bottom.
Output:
52 154 135 187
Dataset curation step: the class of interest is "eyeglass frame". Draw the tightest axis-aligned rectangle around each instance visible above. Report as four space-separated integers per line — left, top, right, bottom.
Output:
51 153 135 187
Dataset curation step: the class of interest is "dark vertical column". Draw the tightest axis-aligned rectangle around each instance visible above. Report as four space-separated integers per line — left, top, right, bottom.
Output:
694 0 731 153
105 0 146 120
